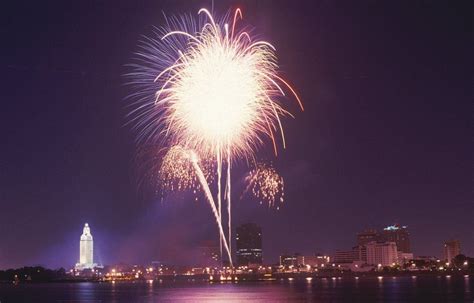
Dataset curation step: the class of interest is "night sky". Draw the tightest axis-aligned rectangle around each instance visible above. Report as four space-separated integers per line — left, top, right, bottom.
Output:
1 0 472 269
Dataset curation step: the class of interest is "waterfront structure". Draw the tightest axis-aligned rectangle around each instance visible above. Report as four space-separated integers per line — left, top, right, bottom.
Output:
366 241 398 267
443 240 461 262
280 254 330 267
297 255 330 267
75 223 96 270
398 252 414 264
280 254 298 267
236 223 262 266
381 224 411 253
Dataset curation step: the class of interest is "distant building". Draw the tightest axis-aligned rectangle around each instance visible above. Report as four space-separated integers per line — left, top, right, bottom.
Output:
236 223 262 266
334 246 366 264
366 241 398 267
443 240 461 262
381 224 411 253
398 252 414 264
297 255 330 267
280 254 330 267
75 223 97 270
334 249 359 264
280 255 298 267
357 229 379 246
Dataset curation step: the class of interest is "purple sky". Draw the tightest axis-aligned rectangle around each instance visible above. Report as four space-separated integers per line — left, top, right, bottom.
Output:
1 0 472 269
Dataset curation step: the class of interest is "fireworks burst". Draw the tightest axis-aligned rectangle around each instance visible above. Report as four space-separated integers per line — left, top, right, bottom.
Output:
244 163 284 208
127 8 302 266
128 8 302 158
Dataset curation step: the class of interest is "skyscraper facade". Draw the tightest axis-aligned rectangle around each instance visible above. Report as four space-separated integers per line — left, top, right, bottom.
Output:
357 229 379 246
381 224 411 253
236 223 262 266
75 223 96 270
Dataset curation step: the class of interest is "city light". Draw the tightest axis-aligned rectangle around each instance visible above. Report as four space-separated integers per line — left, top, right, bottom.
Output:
2 1 471 302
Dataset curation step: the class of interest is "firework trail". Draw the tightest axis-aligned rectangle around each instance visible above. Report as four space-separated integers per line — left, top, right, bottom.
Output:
243 163 285 208
127 8 302 266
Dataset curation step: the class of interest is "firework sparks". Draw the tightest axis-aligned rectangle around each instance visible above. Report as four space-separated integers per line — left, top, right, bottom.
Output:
128 8 302 267
158 146 214 194
128 8 302 158
158 146 196 192
244 163 284 208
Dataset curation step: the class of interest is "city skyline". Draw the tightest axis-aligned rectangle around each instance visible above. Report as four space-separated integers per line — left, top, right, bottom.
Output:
38 221 472 270
1 0 472 269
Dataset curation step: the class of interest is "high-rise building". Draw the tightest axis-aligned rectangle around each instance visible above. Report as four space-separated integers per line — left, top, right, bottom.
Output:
366 241 398 266
443 240 461 262
357 229 379 246
236 223 262 266
75 223 96 270
381 224 411 253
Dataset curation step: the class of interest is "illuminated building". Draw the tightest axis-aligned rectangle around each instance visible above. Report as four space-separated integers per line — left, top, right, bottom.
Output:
297 255 330 267
280 255 298 267
381 224 411 253
280 254 330 267
366 241 398 267
236 223 262 266
75 223 96 270
443 240 461 262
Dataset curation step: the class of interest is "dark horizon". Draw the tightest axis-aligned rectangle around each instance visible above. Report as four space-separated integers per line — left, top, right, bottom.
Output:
1 0 472 269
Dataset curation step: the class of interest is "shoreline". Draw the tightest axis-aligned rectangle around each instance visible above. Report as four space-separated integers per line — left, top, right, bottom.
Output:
1 271 471 284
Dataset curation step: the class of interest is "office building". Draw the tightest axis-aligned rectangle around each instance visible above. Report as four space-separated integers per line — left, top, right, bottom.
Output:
381 224 411 253
334 246 366 264
297 254 330 267
357 229 379 246
236 223 262 266
280 255 298 267
366 241 398 267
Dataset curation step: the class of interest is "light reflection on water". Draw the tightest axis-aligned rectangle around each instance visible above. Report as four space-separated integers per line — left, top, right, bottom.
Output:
0 275 472 302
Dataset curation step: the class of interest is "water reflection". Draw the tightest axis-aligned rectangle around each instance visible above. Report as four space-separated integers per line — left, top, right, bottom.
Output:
0 276 472 303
